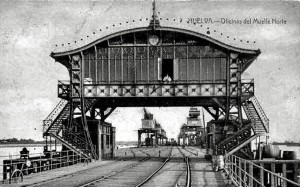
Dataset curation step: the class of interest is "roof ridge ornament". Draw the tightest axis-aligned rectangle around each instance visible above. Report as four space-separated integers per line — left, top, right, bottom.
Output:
149 0 160 30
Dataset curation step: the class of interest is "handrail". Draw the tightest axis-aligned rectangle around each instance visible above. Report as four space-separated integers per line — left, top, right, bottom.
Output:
44 100 68 122
241 78 254 83
58 80 70 85
61 127 91 155
216 123 252 148
243 102 261 134
58 79 254 86
249 96 269 133
224 154 300 187
0 149 89 182
43 100 68 133
62 128 88 145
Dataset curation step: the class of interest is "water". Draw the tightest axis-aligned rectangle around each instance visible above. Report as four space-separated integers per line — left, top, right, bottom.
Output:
0 144 62 181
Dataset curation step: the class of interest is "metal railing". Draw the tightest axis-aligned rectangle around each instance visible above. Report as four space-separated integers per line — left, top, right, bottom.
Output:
58 80 71 98
58 79 255 86
249 96 269 133
57 79 255 98
43 99 68 133
243 102 262 134
61 128 90 154
0 150 89 183
224 154 300 187
215 123 253 155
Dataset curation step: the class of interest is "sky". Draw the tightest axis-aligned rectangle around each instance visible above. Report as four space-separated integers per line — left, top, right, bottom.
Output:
0 0 299 143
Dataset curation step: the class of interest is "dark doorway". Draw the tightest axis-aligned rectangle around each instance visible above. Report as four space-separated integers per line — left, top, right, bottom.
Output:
162 59 173 80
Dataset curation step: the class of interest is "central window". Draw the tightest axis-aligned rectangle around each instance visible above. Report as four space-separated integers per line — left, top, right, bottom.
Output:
162 59 174 81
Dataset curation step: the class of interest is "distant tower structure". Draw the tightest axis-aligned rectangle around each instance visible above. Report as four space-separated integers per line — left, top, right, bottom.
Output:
178 108 205 147
138 108 167 147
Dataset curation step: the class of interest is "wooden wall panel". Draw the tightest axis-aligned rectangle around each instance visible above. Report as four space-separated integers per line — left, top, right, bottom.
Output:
136 59 142 81
187 59 195 80
149 59 155 81
214 58 222 81
179 59 187 80
207 59 214 81
123 59 129 82
141 59 148 81
128 59 135 82
103 58 109 82
220 58 226 80
84 55 90 79
116 59 122 81
110 59 116 82
194 59 200 81
90 58 96 82
201 59 208 81
90 43 227 84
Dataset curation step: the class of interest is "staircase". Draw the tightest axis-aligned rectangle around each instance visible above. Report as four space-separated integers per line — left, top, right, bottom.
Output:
51 130 90 158
215 123 255 155
43 100 70 136
243 96 269 134
215 96 269 155
43 99 97 158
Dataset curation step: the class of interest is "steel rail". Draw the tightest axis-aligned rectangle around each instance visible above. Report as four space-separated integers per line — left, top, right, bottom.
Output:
77 157 150 187
79 147 173 187
26 154 143 187
135 157 171 187
185 157 191 187
27 159 122 187
135 146 173 187
175 146 192 187
182 146 198 156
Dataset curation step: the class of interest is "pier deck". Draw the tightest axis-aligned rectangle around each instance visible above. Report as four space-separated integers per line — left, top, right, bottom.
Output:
3 146 231 187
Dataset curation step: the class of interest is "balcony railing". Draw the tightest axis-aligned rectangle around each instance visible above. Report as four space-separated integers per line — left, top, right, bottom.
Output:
58 79 254 98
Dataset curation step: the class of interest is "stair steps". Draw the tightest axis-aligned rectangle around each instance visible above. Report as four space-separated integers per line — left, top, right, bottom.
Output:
43 99 98 159
243 96 269 135
49 133 89 158
215 96 269 155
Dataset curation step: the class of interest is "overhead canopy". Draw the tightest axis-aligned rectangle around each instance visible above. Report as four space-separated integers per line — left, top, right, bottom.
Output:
50 1 260 76
51 20 260 57
50 1 260 57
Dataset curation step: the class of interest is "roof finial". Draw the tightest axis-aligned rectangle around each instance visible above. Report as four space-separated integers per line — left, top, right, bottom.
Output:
149 0 160 30
152 0 157 19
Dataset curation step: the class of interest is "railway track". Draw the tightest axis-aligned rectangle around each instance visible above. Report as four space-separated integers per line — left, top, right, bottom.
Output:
135 146 191 187
79 146 193 187
25 146 195 187
78 147 173 187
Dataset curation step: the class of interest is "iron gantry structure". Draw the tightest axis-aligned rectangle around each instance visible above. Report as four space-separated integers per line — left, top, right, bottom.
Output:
43 2 268 160
138 108 167 147
178 108 205 147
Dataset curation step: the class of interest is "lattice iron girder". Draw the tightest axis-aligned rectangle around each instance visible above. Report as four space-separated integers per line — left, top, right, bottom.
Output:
90 106 116 122
203 107 221 120
58 81 254 99
66 53 98 159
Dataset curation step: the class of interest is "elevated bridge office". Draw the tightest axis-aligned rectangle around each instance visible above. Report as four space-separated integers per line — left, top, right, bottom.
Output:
45 2 266 162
